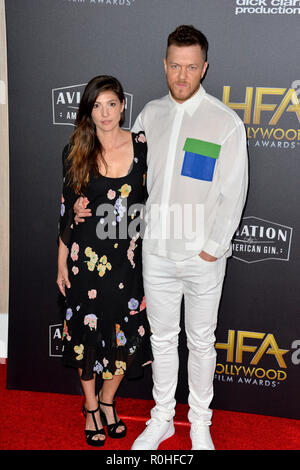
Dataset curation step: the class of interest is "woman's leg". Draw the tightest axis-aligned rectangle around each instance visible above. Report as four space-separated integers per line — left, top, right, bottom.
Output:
99 374 125 433
79 369 105 442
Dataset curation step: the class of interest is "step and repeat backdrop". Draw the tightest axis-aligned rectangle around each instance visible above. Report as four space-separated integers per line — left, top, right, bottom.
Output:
6 0 300 420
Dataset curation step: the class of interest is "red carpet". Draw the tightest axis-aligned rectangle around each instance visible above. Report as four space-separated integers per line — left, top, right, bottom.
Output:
0 364 299 450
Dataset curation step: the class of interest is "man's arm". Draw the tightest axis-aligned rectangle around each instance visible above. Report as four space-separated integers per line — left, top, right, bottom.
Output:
201 122 248 259
131 109 145 133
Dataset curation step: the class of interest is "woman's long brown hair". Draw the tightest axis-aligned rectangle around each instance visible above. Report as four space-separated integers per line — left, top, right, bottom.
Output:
66 75 125 194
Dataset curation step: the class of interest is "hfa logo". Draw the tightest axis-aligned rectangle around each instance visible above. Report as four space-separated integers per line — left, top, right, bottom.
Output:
232 216 293 263
214 329 300 387
49 323 63 357
52 83 133 130
223 82 300 148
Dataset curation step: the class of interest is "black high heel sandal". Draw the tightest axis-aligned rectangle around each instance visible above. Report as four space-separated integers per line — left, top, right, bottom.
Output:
84 405 106 447
99 398 127 439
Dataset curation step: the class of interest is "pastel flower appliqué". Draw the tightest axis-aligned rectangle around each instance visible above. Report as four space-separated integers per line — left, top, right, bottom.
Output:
62 320 71 341
94 361 103 375
84 314 98 331
72 266 79 275
127 234 139 268
71 242 79 261
107 189 116 200
97 255 112 278
114 197 126 223
142 361 152 367
74 344 84 360
135 133 147 143
128 298 139 310
119 183 132 198
139 296 146 311
116 324 127 346
103 370 113 380
84 247 111 276
115 360 127 375
60 203 65 217
66 308 73 320
88 289 97 299
85 247 99 271
60 195 65 216
103 358 109 368
138 325 145 337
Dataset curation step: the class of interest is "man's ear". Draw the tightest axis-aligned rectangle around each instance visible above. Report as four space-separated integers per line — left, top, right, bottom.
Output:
201 61 209 80
163 58 167 75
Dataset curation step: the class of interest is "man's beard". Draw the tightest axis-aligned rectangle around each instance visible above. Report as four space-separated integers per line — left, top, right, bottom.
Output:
168 80 200 103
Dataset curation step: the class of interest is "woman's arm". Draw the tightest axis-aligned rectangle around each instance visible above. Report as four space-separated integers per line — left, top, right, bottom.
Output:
57 144 77 295
57 237 70 297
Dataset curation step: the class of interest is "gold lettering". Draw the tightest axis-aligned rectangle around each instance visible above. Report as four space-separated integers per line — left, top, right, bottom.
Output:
215 329 235 362
266 369 277 380
222 86 253 124
224 86 300 125
260 127 274 139
242 366 256 377
254 368 265 378
215 363 224 374
270 88 300 125
234 365 243 375
290 89 300 122
277 370 287 381
251 333 289 368
285 129 297 140
251 127 261 138
253 88 285 124
273 128 285 140
236 331 265 363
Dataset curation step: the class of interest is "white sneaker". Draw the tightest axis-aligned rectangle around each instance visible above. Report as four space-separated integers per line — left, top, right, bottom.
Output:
131 418 175 450
190 423 215 450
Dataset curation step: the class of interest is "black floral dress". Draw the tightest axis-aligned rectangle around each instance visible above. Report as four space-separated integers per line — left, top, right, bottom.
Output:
59 132 153 381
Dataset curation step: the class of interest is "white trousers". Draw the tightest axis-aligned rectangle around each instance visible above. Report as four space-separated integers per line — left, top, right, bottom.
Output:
143 251 227 425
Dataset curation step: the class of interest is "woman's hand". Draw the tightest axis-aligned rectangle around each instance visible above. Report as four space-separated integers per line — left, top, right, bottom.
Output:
57 237 70 296
57 263 71 297
74 196 91 225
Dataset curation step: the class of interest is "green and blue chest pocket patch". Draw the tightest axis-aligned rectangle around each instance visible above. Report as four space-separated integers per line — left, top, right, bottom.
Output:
181 138 221 182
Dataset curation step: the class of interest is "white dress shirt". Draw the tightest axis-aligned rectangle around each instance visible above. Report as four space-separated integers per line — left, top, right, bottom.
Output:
132 86 248 260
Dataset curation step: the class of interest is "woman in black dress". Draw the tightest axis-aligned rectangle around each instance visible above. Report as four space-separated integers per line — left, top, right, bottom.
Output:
57 76 153 447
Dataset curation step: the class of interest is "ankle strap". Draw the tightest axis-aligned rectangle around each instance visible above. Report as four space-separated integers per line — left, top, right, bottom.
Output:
84 405 100 414
99 399 115 407
84 405 101 432
99 399 118 423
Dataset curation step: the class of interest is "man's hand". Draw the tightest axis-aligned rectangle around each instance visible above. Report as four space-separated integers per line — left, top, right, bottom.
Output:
74 197 91 225
199 250 217 262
